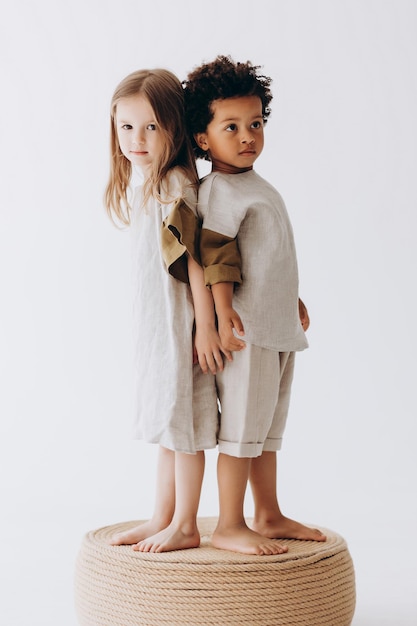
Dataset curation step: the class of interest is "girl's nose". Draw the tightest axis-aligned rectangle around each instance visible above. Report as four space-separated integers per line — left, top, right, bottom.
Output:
132 131 144 146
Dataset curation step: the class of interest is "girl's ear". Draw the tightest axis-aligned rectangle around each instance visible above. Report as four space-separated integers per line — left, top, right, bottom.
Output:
194 133 209 150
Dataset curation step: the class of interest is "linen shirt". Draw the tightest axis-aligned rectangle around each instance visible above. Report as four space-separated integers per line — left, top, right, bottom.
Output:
197 169 308 352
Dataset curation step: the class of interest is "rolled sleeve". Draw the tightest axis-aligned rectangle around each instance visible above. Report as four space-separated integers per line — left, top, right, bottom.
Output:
161 198 200 284
200 228 242 286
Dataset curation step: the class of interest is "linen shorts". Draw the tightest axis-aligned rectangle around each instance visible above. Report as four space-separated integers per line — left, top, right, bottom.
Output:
216 346 295 458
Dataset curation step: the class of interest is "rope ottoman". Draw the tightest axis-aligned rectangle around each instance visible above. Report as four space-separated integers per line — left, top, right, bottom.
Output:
74 517 356 625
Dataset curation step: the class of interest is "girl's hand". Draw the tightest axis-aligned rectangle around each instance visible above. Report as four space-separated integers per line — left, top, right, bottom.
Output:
217 308 246 355
194 325 230 374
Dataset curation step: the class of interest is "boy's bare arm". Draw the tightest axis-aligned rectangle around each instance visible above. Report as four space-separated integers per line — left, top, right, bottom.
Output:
187 254 230 373
211 282 246 354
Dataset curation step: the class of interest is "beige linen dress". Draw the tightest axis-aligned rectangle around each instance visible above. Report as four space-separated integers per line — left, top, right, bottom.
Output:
130 167 218 454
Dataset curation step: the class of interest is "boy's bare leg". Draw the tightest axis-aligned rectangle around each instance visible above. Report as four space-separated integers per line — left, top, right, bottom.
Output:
134 450 204 553
249 451 326 541
211 453 288 555
109 446 175 545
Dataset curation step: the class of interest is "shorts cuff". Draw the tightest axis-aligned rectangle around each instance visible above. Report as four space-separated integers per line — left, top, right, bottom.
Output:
262 437 283 452
218 439 264 458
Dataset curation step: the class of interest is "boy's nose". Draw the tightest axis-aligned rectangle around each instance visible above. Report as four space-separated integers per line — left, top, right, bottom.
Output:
241 133 255 144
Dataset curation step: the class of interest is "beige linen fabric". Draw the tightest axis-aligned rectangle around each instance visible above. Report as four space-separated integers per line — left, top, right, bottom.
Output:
198 170 308 352
198 169 307 457
130 168 218 453
216 348 295 457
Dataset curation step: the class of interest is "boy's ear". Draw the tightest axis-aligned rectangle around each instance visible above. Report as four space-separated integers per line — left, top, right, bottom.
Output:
194 132 209 151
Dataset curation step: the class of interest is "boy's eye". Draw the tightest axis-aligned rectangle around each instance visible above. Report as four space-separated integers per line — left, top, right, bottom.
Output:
225 123 237 132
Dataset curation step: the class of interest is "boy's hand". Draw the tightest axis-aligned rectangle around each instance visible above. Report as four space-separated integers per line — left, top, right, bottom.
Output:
194 325 230 374
217 307 246 357
299 298 310 331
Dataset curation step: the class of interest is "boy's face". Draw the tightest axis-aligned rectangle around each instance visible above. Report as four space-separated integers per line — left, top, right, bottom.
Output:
195 96 264 174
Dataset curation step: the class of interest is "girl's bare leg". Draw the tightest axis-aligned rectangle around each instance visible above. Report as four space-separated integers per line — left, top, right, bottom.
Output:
249 451 326 541
109 446 175 545
211 453 287 555
134 450 204 553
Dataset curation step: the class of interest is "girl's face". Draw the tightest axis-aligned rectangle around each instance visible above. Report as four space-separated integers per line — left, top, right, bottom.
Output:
115 94 165 172
195 96 264 175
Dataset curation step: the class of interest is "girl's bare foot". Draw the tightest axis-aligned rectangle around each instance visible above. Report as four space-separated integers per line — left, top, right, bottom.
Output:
252 515 326 542
133 522 200 553
211 522 288 555
108 519 171 546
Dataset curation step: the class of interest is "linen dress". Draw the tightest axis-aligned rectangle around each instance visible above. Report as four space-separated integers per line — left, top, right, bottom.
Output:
130 167 218 454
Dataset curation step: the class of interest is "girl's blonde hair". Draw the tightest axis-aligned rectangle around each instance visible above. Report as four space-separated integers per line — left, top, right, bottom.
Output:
105 69 199 225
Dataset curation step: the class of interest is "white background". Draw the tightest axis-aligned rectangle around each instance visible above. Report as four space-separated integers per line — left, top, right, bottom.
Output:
1 1 416 624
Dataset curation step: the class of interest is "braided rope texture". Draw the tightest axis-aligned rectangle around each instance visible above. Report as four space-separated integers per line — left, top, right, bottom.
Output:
74 517 356 625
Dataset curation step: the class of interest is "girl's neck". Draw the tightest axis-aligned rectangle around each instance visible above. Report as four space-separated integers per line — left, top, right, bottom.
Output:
138 163 151 178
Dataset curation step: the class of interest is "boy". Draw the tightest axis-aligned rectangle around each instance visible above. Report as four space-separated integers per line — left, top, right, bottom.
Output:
183 56 326 555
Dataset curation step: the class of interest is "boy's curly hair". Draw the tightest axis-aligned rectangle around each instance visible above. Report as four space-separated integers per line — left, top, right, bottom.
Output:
183 55 273 160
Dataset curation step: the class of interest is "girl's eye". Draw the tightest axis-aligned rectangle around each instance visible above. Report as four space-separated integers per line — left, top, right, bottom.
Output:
225 124 237 132
121 124 133 130
251 121 262 129
147 123 157 131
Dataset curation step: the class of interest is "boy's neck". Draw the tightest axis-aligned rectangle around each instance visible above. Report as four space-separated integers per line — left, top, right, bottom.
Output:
212 164 253 175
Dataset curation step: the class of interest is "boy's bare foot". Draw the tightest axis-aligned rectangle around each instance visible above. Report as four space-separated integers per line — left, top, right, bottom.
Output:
108 519 171 546
133 523 201 553
211 522 288 555
252 515 326 542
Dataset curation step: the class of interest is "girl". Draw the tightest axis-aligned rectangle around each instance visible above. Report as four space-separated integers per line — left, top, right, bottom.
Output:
105 69 225 552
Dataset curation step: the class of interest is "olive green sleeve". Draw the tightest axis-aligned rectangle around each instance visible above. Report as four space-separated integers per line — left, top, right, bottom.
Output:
161 198 200 284
200 228 242 287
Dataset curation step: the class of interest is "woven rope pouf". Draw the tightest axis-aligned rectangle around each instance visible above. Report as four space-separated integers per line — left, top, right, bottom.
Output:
75 517 355 626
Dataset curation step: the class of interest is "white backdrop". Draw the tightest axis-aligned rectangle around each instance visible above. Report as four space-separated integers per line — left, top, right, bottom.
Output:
1 1 416 624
